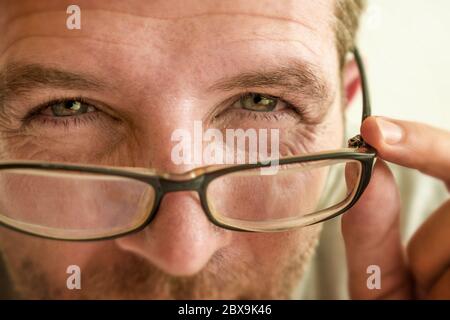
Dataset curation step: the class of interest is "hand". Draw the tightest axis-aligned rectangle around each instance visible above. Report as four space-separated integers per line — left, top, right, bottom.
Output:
342 116 450 299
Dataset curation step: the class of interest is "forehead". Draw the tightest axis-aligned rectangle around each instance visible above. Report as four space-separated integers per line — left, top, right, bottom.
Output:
0 0 338 95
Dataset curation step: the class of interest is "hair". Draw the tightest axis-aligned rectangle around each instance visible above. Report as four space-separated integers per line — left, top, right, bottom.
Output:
335 0 366 67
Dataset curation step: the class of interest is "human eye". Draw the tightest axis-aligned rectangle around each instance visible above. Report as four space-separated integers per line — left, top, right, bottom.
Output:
21 97 104 127
3 95 126 161
232 92 286 113
40 99 96 117
219 91 305 123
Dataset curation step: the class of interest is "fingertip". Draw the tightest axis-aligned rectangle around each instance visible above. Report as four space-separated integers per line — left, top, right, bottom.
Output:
361 116 384 148
361 116 406 162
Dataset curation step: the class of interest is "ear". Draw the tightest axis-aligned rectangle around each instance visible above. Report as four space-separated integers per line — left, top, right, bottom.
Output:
342 58 361 109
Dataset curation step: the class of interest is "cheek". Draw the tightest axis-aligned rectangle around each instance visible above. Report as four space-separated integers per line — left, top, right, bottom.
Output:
230 225 322 272
208 105 345 222
0 229 107 285
208 169 330 222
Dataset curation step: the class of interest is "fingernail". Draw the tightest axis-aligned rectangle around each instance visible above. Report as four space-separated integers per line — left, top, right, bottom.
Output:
376 118 404 144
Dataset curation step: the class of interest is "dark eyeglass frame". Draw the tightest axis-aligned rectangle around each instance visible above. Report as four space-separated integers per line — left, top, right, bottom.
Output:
0 48 376 241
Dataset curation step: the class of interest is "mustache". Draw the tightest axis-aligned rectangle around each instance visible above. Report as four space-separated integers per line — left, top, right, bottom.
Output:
5 229 320 299
79 245 256 299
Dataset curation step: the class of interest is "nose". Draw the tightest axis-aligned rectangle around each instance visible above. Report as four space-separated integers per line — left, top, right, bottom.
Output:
115 191 231 276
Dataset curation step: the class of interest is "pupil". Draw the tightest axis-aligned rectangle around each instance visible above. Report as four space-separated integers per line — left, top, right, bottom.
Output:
66 101 81 111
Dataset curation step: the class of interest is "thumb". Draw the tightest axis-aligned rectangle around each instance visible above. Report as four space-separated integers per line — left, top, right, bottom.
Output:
342 159 413 299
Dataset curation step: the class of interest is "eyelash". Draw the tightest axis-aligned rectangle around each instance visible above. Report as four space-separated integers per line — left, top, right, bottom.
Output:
21 96 101 127
221 92 305 122
20 92 304 129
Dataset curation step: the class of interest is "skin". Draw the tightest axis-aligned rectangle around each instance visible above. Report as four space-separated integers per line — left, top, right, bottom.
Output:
0 0 343 299
0 0 448 300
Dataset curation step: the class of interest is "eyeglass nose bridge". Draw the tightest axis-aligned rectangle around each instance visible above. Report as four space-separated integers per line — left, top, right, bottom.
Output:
158 175 205 194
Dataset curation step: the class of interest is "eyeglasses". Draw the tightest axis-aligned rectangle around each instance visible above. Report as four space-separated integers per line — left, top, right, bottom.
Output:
0 48 376 241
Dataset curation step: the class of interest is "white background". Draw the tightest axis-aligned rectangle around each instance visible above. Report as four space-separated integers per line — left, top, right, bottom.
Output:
347 0 450 129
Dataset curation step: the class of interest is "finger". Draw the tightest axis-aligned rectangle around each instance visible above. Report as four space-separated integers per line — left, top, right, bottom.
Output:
361 117 450 184
407 199 450 294
426 268 450 300
342 159 413 299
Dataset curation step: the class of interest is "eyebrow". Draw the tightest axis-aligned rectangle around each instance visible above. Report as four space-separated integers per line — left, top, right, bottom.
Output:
208 58 331 103
0 63 105 105
0 59 332 112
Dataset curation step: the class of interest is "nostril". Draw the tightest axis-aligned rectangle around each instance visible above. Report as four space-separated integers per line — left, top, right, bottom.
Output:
115 230 224 277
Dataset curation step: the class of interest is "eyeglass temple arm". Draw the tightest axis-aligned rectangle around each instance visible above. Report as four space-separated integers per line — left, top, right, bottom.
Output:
348 47 373 149
353 47 371 121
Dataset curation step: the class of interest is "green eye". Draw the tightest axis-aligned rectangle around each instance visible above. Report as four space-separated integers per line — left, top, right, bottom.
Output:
49 100 95 117
240 93 278 112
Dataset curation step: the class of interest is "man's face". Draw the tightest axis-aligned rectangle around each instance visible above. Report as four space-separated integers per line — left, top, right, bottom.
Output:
0 0 344 298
